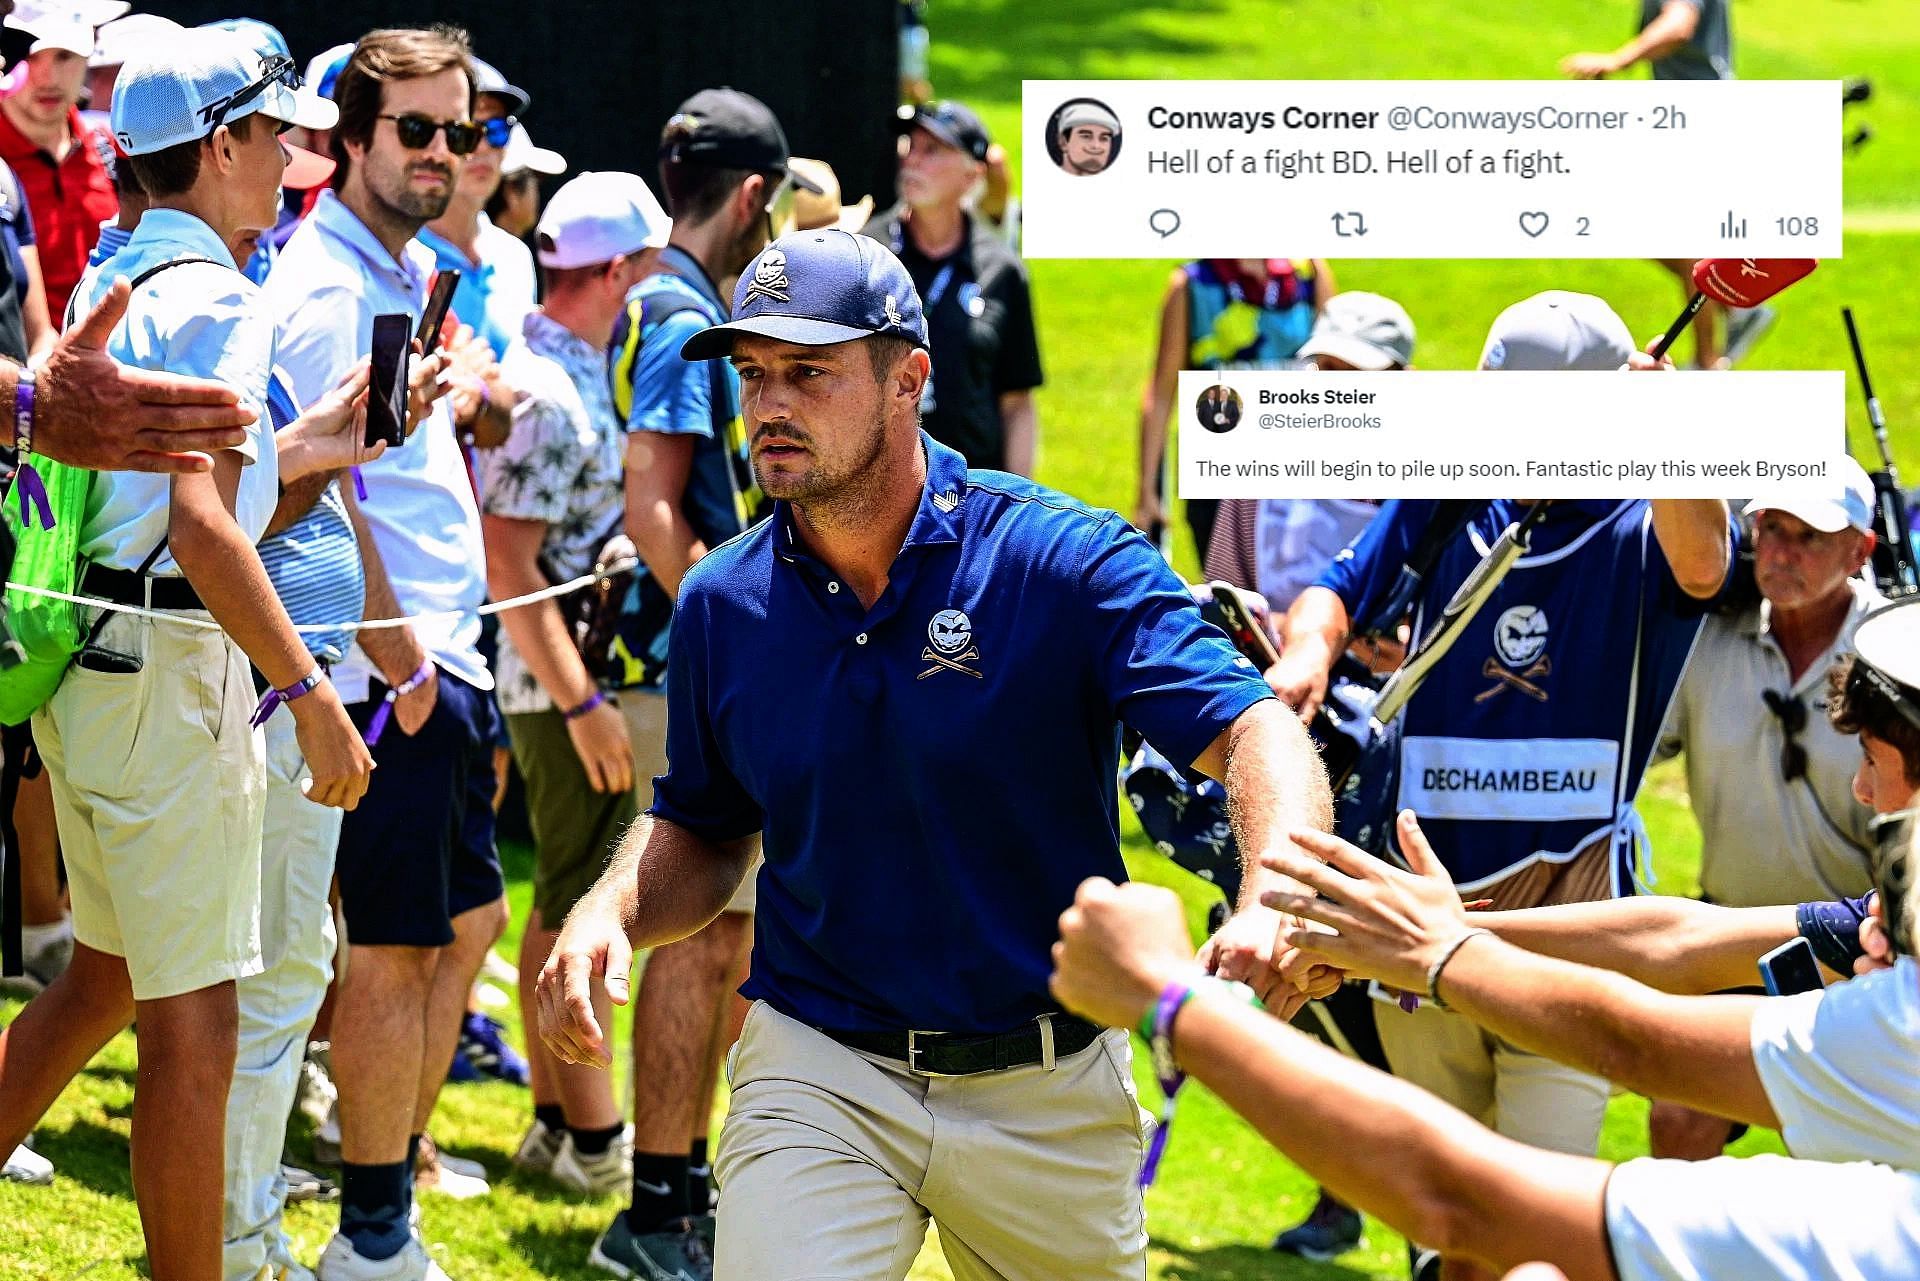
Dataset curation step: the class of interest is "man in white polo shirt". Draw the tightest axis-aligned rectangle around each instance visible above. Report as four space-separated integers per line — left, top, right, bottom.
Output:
1648 459 1883 1158
0 29 369 1281
264 26 503 1281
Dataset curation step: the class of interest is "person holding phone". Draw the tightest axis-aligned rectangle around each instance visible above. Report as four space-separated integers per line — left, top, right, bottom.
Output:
265 27 509 1277
0 30 371 1281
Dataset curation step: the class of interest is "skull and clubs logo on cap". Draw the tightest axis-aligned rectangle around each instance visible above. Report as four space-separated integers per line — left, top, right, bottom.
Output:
745 248 790 305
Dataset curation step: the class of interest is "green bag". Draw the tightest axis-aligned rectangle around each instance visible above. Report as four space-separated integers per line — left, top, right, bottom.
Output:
0 457 94 725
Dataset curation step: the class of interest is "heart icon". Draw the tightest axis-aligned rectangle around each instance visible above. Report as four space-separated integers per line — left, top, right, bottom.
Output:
1518 211 1550 238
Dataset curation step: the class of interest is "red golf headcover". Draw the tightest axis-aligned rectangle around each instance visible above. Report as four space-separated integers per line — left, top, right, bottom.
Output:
1692 258 1817 308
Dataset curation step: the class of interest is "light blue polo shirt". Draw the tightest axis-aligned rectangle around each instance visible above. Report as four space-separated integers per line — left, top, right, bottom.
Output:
266 190 489 701
416 215 536 360
74 208 275 574
650 436 1272 1032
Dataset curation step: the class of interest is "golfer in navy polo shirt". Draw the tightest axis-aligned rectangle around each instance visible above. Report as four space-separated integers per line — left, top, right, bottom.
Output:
539 229 1330 1280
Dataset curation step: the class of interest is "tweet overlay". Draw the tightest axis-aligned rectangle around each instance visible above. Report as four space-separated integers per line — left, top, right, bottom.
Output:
1024 81 1841 258
1178 371 1844 498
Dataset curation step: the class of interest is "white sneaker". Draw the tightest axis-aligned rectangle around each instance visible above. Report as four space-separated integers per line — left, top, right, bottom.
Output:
316 1234 451 1281
511 1119 562 1175
3 1141 52 1184
550 1132 632 1197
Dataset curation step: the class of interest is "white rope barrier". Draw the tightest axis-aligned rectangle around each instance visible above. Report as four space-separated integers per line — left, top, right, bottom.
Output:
1 556 637 636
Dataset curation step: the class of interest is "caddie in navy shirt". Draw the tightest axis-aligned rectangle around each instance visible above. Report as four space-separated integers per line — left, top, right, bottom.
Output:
540 228 1330 1280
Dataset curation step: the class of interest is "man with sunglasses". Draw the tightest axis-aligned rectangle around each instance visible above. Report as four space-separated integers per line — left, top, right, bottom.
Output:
1646 461 1882 1159
588 86 818 1280
265 26 506 1281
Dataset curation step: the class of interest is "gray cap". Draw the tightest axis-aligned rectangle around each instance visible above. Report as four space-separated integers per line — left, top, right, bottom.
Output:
1479 291 1633 372
1298 291 1415 370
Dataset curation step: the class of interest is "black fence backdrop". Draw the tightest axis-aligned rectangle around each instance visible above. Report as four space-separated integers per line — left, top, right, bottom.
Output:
138 0 902 213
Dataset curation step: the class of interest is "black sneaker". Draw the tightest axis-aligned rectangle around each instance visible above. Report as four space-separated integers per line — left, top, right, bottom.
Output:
1272 1189 1363 1261
588 1215 712 1281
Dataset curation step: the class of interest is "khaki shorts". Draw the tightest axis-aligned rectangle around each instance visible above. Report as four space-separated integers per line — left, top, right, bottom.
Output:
714 1001 1148 1280
507 708 638 921
34 608 265 1001
1372 993 1610 1156
622 690 759 914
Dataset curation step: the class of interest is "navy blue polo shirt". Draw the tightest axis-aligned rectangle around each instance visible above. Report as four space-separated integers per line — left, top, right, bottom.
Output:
651 436 1271 1032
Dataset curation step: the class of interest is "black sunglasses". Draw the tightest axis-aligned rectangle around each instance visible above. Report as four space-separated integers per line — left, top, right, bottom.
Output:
1763 689 1809 782
378 113 482 155
208 54 299 130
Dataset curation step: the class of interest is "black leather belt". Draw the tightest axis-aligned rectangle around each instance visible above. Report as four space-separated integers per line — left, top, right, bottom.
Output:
822 1014 1102 1076
82 564 202 611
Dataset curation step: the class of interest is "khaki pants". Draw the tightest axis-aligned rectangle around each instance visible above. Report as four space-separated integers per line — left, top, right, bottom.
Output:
714 1002 1149 1281
1372 994 1609 1155
34 607 265 1000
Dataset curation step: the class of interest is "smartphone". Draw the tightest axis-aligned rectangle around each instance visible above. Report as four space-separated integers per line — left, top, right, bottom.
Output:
1758 937 1824 997
416 269 460 349
365 312 411 449
1207 581 1280 669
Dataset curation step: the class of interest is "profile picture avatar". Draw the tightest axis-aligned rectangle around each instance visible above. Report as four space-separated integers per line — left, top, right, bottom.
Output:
1196 383 1242 433
1047 98 1121 175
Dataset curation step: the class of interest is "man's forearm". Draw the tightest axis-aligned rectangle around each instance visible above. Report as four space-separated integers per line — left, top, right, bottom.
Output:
1223 701 1333 908
1000 391 1037 478
264 470 334 538
1174 990 1617 1279
583 813 756 950
626 508 706 602
1616 3 1700 67
170 475 313 690
1475 897 1797 994
1280 586 1349 664
1650 498 1731 598
1437 934 1777 1129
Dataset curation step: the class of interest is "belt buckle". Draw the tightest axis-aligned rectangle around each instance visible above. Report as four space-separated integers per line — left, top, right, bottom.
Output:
905 1030 948 1078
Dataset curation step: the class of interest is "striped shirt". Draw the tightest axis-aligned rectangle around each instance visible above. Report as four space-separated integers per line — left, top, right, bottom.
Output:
257 372 364 665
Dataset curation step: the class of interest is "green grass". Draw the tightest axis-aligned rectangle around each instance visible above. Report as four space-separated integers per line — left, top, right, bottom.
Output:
6 0 1914 1276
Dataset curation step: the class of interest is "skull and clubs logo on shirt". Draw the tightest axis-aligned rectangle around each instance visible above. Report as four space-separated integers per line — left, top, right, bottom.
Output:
1479 605 1552 703
919 608 983 680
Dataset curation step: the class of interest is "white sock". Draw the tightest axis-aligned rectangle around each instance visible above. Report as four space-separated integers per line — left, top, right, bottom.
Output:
20 916 71 952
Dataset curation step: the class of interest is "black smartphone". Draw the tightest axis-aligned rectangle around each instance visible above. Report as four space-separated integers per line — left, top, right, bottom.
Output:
416 269 460 349
1758 937 1824 996
365 312 412 449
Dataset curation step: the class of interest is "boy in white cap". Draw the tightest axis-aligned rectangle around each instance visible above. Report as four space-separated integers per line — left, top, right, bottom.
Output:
1268 291 1734 1281
482 171 666 1198
1646 457 1884 1158
1055 100 1119 174
0 26 369 1281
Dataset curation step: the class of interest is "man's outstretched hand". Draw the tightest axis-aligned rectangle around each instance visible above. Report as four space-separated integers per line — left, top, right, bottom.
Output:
33 277 255 473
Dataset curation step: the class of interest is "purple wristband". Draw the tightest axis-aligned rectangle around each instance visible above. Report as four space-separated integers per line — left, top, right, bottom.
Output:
250 667 325 728
1137 979 1196 1188
12 370 51 530
365 660 435 746
563 690 607 720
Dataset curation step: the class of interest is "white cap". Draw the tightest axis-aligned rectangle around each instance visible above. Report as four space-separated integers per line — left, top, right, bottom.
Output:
1745 456 1877 534
1479 290 1633 372
10 8 97 57
1058 101 1119 134
536 171 670 269
89 13 183 68
303 41 355 99
1298 291 1416 370
110 27 336 156
501 122 565 177
1853 597 1920 711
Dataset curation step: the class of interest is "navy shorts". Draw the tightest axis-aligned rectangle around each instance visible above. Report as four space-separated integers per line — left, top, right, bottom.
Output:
336 668 505 948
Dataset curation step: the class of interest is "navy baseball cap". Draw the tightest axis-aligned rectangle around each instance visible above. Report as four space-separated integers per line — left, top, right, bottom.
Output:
895 100 990 162
680 230 928 361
